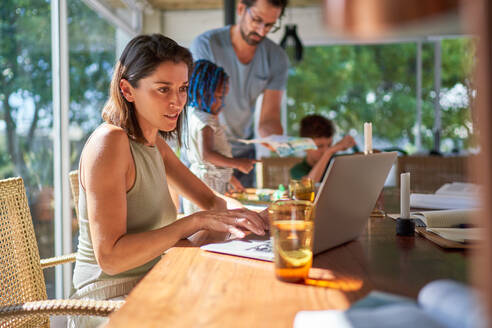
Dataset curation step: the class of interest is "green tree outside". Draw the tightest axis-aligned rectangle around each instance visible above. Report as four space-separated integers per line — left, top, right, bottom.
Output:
287 39 476 153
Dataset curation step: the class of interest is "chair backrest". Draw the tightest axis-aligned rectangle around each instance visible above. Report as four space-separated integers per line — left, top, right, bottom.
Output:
256 157 303 189
69 170 79 220
0 177 49 327
397 155 472 193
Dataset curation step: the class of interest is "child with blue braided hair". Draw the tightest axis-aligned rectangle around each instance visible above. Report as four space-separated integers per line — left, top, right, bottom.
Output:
183 59 257 215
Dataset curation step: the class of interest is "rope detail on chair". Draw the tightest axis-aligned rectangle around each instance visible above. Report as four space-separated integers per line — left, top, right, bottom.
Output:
0 299 124 319
40 253 77 269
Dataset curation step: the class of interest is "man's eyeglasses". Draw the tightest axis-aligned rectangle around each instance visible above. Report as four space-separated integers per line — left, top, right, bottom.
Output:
245 7 282 33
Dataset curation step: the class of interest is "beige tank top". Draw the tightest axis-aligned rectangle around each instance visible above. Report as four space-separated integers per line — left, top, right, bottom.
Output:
73 138 177 290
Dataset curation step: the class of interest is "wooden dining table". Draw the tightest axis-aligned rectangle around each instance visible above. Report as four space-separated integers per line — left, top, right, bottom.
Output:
105 215 468 328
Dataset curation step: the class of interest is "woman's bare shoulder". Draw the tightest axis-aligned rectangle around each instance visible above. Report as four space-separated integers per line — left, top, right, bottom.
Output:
85 124 128 151
83 124 131 168
91 124 127 143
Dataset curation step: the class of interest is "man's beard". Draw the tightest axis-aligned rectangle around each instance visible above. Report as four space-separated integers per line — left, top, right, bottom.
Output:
240 27 264 46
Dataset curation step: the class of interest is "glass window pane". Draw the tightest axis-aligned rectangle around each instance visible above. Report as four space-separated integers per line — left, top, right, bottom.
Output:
68 0 116 166
437 38 476 153
287 39 476 154
67 0 116 255
0 1 55 296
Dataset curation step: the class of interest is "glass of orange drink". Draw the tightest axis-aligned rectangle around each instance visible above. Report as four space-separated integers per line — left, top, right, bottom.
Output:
268 200 315 283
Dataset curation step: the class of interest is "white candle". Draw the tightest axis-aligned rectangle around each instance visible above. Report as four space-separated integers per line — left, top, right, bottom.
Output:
364 122 372 154
400 172 410 218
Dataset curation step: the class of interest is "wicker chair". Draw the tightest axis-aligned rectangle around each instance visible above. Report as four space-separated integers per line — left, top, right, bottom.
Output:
68 170 79 220
0 177 123 327
256 157 303 189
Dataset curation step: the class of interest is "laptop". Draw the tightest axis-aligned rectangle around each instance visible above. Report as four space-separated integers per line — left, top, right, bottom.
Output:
200 152 397 261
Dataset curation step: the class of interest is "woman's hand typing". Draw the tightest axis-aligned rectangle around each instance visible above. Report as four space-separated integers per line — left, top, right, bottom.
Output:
192 208 268 239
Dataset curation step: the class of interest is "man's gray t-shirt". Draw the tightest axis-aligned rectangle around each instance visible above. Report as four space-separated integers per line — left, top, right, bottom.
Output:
190 26 289 154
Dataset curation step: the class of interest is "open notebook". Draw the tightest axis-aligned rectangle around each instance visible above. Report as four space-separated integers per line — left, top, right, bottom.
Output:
201 234 274 261
410 182 480 210
387 209 481 243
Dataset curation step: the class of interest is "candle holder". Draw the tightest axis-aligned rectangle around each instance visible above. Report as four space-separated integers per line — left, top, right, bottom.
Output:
397 172 414 236
396 218 415 236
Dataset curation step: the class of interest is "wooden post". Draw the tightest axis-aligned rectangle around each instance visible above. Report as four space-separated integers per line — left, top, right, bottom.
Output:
469 0 492 324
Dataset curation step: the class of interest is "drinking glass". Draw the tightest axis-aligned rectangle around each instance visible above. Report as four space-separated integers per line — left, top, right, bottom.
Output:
288 178 315 202
268 200 315 282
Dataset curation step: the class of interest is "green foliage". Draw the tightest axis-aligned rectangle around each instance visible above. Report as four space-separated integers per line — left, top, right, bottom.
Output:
439 38 477 150
0 0 52 191
287 39 476 153
0 0 115 190
67 0 116 168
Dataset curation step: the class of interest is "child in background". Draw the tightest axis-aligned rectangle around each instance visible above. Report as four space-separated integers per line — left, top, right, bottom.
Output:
290 114 355 183
184 59 257 215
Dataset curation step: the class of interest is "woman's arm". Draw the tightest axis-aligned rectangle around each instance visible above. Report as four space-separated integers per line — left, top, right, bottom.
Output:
81 127 266 276
201 126 256 174
81 126 200 275
157 136 225 211
158 137 268 230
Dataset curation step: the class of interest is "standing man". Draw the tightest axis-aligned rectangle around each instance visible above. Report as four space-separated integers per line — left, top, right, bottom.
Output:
190 0 289 187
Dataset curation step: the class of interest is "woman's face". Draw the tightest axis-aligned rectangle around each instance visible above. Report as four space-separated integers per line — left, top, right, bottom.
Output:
121 60 189 132
210 80 229 115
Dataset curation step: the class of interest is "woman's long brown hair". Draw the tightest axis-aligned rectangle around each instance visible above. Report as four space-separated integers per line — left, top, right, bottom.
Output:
102 34 193 146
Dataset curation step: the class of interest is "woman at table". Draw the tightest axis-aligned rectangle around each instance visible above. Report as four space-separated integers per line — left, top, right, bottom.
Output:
70 34 267 327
